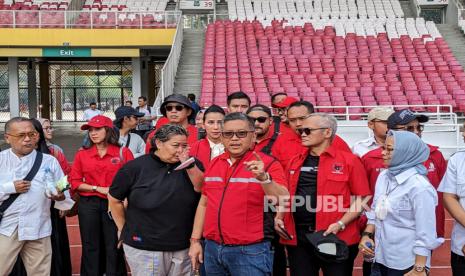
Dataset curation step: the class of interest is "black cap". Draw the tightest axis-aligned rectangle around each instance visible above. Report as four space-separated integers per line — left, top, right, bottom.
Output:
305 231 349 263
387 109 429 130
114 106 145 121
160 94 193 117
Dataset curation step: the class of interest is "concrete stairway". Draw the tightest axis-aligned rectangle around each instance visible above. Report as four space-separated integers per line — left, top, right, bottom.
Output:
173 29 205 97
399 0 416 18
436 24 465 68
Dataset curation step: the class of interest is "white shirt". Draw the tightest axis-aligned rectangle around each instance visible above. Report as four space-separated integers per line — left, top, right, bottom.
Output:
366 168 443 269
119 133 146 158
438 151 465 256
208 139 224 159
136 105 156 130
82 108 102 121
0 149 64 241
352 136 380 157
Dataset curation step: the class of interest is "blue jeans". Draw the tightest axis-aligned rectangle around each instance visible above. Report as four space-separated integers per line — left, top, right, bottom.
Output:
204 239 273 276
371 262 413 276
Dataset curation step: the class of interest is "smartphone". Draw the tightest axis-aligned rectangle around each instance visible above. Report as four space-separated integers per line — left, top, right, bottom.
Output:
279 225 292 240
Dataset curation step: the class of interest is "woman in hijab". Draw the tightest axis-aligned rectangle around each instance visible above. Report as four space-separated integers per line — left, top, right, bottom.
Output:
359 130 443 276
9 119 72 276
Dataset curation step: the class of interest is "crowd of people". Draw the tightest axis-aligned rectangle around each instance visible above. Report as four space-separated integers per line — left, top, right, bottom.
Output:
0 91 464 276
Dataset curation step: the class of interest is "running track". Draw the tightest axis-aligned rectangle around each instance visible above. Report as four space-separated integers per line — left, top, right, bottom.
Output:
67 213 454 275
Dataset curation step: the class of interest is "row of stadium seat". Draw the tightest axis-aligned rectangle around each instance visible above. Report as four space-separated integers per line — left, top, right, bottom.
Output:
228 0 404 21
0 0 69 10
82 0 168 11
199 21 465 113
0 10 176 28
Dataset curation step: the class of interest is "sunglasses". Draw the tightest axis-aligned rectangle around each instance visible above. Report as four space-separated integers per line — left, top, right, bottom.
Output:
392 125 424 133
166 105 185 112
7 131 39 140
297 127 327 136
43 126 54 132
221 130 254 138
249 116 269 123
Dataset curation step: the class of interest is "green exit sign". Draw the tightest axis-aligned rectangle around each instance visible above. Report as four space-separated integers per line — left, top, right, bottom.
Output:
43 48 91 57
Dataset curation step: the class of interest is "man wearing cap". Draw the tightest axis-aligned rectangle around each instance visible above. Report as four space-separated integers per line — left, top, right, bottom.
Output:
276 113 370 276
114 106 146 158
352 107 394 158
361 109 446 239
272 101 351 170
145 94 198 153
188 112 289 275
272 95 297 124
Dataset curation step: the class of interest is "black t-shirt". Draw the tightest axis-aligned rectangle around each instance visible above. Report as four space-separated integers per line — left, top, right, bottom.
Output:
293 154 319 230
109 154 203 251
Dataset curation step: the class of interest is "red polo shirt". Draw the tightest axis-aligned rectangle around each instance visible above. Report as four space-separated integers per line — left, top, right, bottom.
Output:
203 150 287 245
360 145 446 237
70 144 134 199
190 138 212 169
145 124 198 153
281 144 371 246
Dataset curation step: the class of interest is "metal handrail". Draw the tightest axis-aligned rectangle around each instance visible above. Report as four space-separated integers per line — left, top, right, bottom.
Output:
155 13 184 111
0 10 181 29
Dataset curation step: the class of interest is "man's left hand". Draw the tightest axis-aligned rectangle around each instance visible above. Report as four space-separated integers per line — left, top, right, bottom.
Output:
323 222 342 236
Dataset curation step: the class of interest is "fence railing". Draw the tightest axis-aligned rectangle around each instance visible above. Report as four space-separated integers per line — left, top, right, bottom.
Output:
183 13 228 29
155 14 184 111
0 10 181 29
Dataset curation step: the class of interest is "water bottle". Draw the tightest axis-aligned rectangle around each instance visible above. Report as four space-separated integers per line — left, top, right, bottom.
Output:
44 168 57 197
363 241 375 263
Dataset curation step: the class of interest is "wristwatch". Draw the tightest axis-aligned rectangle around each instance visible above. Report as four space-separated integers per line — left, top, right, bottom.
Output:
413 264 426 273
259 173 272 184
337 220 346 231
92 186 97 192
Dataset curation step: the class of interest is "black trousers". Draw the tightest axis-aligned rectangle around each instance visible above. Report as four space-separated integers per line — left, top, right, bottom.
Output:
287 229 358 276
452 252 465 276
272 235 288 276
371 263 413 276
78 196 127 276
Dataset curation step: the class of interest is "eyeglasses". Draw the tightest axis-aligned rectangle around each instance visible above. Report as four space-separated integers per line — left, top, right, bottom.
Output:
392 125 424 133
249 116 268 123
221 130 254 138
297 127 327 136
43 127 54 132
288 114 311 124
166 105 185 112
6 131 39 140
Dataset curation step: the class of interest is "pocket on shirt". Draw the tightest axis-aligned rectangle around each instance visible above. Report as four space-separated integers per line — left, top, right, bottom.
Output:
392 197 415 227
325 174 349 195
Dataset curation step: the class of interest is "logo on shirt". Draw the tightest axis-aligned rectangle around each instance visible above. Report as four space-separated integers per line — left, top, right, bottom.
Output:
428 162 436 172
110 157 122 165
132 235 142 242
332 163 344 174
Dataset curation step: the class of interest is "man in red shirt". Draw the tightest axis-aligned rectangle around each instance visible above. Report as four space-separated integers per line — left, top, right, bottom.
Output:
276 113 371 276
145 94 198 153
272 101 351 170
188 112 289 275
246 104 288 276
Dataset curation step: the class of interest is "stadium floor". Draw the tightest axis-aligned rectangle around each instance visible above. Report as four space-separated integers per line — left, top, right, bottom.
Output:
66 213 453 275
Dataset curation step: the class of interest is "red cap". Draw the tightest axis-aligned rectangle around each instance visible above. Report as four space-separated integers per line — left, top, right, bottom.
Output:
272 96 298 108
81 115 113 130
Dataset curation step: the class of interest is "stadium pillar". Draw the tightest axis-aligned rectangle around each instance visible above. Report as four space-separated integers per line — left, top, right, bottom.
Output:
27 59 37 119
132 58 142 104
39 62 50 120
8 57 20 118
132 57 150 104
147 62 156 106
